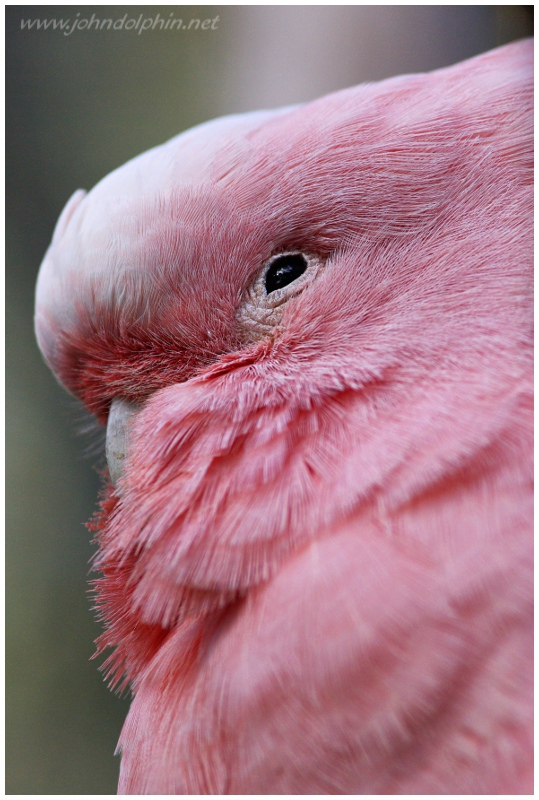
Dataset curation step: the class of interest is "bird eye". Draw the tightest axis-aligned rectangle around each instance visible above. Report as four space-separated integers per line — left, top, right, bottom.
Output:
264 253 308 294
237 249 326 343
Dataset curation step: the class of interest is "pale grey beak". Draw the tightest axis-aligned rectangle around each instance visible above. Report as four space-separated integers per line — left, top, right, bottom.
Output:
105 398 139 487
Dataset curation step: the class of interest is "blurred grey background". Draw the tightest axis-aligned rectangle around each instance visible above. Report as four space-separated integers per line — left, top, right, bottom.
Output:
6 5 533 794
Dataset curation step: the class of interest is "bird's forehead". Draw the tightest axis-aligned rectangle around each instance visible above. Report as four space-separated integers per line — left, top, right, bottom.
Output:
44 106 291 276
86 107 294 212
35 107 293 357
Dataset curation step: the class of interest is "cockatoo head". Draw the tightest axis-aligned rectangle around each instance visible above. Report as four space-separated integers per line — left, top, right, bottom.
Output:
36 39 531 420
34 40 532 694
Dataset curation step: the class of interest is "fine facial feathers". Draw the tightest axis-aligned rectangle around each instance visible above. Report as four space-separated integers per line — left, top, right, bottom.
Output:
35 41 532 794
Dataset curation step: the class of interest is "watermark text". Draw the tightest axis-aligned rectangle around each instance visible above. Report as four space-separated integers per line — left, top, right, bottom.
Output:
21 13 220 36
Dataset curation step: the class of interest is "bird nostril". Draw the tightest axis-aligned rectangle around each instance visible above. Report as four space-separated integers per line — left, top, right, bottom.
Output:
105 398 141 487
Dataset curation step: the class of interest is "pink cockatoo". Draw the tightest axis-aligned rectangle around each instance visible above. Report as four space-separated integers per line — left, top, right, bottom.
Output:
35 40 532 794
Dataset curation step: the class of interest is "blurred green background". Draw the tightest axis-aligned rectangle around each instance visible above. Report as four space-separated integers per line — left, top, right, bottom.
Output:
6 5 533 794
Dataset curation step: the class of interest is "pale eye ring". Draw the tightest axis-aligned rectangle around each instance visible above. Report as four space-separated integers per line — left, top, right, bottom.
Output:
237 250 326 342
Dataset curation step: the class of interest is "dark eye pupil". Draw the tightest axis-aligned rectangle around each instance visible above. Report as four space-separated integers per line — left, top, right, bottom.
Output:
264 253 308 294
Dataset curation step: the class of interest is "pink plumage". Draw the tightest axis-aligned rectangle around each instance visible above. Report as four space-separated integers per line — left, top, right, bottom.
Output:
35 41 532 794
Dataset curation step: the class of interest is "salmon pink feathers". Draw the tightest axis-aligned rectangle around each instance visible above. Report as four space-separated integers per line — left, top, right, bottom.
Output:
35 41 532 793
